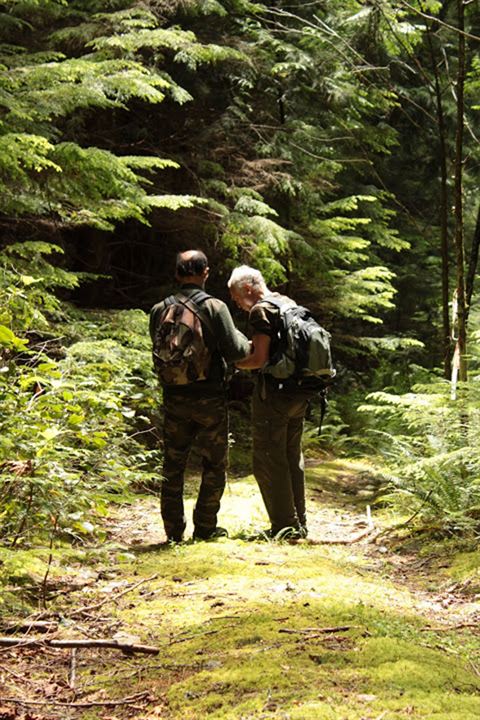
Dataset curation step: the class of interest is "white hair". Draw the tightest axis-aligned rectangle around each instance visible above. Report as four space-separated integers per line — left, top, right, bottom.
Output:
227 265 267 292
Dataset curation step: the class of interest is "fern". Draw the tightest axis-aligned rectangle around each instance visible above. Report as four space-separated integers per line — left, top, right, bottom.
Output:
359 378 480 535
147 194 207 210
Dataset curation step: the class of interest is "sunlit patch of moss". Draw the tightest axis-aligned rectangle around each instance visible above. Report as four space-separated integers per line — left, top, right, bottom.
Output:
448 550 480 578
219 475 269 534
0 546 60 584
161 607 348 719
3 459 480 720
151 602 480 720
112 532 453 657
287 701 349 719
351 637 480 718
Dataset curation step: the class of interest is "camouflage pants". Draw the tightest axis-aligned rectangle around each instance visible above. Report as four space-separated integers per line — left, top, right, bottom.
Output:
252 382 309 534
162 392 228 540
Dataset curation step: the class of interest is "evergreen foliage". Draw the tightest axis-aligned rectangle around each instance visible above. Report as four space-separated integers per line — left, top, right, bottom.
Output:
0 0 239 227
0 243 158 543
1 0 480 541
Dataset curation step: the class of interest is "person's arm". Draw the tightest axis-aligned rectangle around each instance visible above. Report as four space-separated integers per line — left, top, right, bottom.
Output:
213 301 251 362
235 333 270 370
149 303 164 341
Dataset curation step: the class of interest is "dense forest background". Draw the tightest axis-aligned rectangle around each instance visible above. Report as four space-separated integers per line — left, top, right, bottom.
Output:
1 0 480 545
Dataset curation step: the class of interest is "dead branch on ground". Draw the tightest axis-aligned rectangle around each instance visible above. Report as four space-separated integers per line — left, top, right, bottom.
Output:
279 626 353 636
0 637 159 654
0 690 152 708
67 573 158 617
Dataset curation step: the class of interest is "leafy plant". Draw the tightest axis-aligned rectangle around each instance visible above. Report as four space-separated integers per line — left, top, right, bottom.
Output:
0 244 160 544
358 376 480 536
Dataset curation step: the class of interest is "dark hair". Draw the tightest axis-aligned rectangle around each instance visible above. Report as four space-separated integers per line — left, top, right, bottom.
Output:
175 250 208 278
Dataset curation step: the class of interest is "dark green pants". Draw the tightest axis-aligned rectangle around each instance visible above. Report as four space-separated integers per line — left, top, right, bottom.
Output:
252 381 309 534
162 392 228 540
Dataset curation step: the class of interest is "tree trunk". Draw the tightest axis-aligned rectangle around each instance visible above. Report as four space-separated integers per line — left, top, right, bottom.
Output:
425 19 451 378
465 203 480 323
453 0 467 382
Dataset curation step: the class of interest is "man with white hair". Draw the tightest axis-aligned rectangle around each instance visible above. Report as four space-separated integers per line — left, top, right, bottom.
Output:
228 265 310 539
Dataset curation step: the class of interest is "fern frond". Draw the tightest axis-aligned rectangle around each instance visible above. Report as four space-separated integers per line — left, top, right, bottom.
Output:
146 194 207 210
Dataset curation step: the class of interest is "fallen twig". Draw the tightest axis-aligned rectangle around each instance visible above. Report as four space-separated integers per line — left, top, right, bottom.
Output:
279 626 352 635
68 573 158 617
0 638 159 654
420 622 480 632
69 647 77 690
469 660 480 678
1 621 58 634
0 691 151 708
311 528 379 544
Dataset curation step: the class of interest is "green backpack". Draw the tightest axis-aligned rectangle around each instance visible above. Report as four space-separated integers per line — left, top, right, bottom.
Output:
263 297 335 388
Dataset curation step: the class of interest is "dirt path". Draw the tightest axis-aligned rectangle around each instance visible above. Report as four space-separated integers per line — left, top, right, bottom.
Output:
1 460 480 720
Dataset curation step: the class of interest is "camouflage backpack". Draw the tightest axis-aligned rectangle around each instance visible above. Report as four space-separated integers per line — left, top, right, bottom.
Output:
152 291 213 385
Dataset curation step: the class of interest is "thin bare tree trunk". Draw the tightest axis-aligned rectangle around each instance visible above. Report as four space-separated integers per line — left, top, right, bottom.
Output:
453 0 467 382
465 204 480 323
425 19 451 378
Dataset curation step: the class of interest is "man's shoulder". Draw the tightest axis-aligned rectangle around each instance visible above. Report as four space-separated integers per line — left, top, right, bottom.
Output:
252 293 292 315
149 294 229 322
149 297 171 316
258 292 294 308
203 296 227 313
178 288 227 312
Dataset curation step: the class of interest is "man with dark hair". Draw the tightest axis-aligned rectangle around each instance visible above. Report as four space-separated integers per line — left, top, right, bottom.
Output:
150 250 250 542
175 250 208 278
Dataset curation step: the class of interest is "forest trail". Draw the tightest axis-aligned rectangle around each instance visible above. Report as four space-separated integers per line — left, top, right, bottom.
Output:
1 459 480 720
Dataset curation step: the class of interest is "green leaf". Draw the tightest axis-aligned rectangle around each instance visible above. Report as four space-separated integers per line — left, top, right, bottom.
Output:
41 427 61 440
0 325 29 350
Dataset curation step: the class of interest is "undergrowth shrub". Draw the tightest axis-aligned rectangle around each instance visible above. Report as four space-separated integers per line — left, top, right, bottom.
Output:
359 375 480 536
0 242 159 545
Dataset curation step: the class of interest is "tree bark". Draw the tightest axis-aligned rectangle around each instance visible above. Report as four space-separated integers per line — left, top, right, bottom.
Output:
425 17 451 378
453 0 467 382
465 203 480 323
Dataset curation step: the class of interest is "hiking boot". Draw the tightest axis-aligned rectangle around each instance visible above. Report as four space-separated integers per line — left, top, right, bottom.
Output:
166 534 184 544
244 529 272 542
272 526 307 541
193 526 229 541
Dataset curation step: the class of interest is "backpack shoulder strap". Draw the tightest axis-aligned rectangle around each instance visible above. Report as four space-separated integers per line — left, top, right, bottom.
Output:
261 294 285 311
163 295 176 309
175 291 215 337
151 296 176 334
188 289 211 306
261 295 300 315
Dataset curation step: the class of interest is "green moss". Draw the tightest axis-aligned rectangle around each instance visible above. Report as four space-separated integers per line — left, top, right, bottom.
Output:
2 459 480 719
0 547 49 581
355 637 480 717
448 550 480 578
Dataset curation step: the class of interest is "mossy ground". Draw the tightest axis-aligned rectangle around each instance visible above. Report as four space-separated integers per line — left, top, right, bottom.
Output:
1 460 480 720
